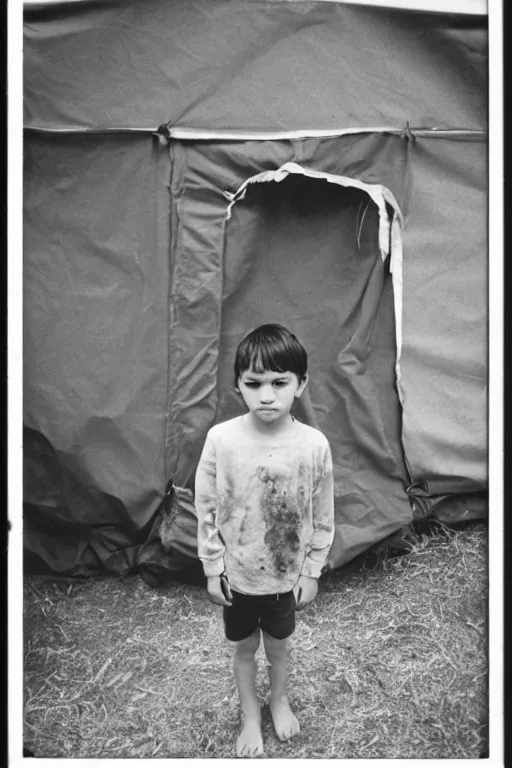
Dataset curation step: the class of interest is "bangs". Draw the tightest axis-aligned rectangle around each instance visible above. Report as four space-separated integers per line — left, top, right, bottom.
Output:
241 345 289 375
234 324 307 383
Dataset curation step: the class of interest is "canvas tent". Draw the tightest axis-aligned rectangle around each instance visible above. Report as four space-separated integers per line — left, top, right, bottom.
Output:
23 0 488 581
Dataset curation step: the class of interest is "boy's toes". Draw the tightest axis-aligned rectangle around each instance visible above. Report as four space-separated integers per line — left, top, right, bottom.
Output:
270 699 301 741
276 713 300 740
236 719 264 757
236 739 264 758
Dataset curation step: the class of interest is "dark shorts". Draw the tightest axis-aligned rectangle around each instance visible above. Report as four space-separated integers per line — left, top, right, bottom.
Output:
223 589 296 642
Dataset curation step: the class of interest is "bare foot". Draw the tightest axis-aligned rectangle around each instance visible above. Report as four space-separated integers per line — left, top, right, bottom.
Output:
236 716 264 757
270 697 300 741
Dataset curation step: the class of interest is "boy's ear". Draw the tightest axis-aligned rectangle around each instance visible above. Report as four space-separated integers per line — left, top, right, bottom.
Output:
294 373 309 398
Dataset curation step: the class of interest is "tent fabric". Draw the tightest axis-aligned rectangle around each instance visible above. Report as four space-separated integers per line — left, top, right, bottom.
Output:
24 0 487 133
399 137 487 493
23 134 171 573
23 0 487 576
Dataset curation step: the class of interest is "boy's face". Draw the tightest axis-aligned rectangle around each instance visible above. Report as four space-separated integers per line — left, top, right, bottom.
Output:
237 368 308 426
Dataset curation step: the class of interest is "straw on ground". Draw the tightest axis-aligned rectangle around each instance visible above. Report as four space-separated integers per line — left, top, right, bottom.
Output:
23 521 487 759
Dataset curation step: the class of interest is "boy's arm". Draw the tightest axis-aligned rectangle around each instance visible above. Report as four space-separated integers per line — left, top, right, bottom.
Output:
301 442 335 580
295 443 335 609
195 432 226 579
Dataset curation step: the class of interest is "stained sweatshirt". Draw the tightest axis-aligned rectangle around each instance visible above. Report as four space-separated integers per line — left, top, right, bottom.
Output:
195 415 335 595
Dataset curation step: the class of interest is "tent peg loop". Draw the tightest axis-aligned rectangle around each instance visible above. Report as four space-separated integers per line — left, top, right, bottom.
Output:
400 121 416 143
153 123 172 146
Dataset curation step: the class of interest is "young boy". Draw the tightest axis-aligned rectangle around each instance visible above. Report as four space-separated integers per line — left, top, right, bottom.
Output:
195 324 335 757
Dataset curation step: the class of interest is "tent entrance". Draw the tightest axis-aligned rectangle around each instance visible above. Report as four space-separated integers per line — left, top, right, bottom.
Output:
165 151 412 568
221 171 411 566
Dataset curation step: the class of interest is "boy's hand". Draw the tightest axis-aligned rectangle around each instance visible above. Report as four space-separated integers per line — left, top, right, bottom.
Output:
294 575 318 610
207 575 233 607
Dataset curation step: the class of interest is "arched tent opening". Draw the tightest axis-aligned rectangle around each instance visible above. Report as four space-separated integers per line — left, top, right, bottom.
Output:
160 156 409 565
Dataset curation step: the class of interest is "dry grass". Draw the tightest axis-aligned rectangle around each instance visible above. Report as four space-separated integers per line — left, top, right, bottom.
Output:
23 521 488 759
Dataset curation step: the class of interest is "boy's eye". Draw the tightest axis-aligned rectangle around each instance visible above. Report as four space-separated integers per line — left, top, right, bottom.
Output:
244 382 260 389
273 381 288 388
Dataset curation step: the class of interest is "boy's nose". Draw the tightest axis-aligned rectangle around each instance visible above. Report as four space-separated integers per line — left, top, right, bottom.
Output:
260 385 275 403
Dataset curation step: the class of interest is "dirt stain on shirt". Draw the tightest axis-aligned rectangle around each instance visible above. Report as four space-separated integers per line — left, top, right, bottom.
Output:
257 467 303 576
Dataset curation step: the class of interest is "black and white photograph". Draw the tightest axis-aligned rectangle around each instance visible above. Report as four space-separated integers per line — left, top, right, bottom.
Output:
8 0 503 763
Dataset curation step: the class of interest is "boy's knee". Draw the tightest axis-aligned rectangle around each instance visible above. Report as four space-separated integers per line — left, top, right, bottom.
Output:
262 631 288 663
234 628 260 659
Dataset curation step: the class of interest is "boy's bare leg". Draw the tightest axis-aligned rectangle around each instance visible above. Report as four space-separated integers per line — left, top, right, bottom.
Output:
233 629 264 757
262 632 300 740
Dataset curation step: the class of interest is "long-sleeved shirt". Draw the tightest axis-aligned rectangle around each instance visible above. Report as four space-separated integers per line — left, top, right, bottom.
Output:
195 414 335 595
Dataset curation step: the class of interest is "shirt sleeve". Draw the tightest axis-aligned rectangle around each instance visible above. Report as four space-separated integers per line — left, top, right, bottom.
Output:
301 440 335 579
194 431 226 578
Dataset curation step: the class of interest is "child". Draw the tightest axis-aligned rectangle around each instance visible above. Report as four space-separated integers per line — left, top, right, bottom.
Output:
195 324 335 757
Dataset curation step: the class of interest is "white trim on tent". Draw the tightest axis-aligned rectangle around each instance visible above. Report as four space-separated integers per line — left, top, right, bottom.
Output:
390 215 404 405
23 126 487 141
223 161 406 404
167 127 486 142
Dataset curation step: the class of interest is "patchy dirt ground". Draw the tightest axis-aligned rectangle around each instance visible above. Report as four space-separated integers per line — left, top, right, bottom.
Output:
23 522 487 759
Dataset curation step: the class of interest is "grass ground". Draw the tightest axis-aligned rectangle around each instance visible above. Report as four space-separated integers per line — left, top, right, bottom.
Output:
23 521 488 759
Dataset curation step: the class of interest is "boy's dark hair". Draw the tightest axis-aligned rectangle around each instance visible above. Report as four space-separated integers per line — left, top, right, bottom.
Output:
234 324 308 385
